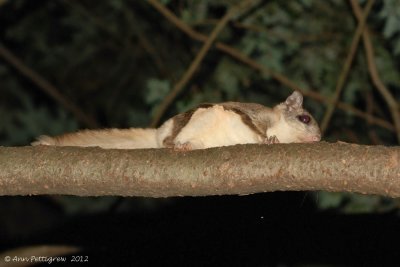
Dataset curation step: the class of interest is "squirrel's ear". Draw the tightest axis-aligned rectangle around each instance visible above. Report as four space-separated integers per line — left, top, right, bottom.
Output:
284 91 303 111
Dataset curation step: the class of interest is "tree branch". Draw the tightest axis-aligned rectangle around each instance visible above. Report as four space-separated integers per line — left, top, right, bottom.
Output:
1 143 399 197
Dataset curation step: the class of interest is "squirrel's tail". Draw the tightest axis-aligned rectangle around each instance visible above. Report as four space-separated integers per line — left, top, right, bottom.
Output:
31 128 159 149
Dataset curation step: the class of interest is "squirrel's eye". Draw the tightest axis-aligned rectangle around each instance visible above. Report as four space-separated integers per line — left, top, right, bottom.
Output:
297 114 311 124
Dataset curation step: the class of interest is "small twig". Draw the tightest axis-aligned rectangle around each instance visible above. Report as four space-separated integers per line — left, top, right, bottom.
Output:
320 0 375 133
193 19 340 43
148 0 206 42
350 0 400 144
149 0 256 127
147 0 395 132
334 97 394 131
0 43 98 128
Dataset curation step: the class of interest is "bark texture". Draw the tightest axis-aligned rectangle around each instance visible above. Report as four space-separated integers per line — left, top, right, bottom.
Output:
0 142 399 197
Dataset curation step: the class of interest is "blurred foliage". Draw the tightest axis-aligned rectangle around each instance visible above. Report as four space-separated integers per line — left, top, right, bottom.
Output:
0 0 399 214
316 192 398 213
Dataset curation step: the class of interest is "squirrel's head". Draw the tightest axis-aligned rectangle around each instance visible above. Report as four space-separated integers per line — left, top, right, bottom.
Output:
273 91 321 143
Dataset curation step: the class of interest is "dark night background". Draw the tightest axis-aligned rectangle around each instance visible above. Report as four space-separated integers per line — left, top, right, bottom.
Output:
0 0 400 266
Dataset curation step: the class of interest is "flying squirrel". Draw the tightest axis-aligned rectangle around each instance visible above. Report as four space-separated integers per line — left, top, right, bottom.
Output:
32 91 321 150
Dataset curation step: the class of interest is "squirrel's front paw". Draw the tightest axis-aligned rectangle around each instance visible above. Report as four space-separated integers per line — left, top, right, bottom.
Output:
263 135 280 144
173 142 194 152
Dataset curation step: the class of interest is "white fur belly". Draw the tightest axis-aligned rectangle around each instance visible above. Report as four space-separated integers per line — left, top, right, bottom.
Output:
175 106 261 149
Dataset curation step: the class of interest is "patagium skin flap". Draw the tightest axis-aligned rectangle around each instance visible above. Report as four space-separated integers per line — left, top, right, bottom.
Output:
32 91 321 150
